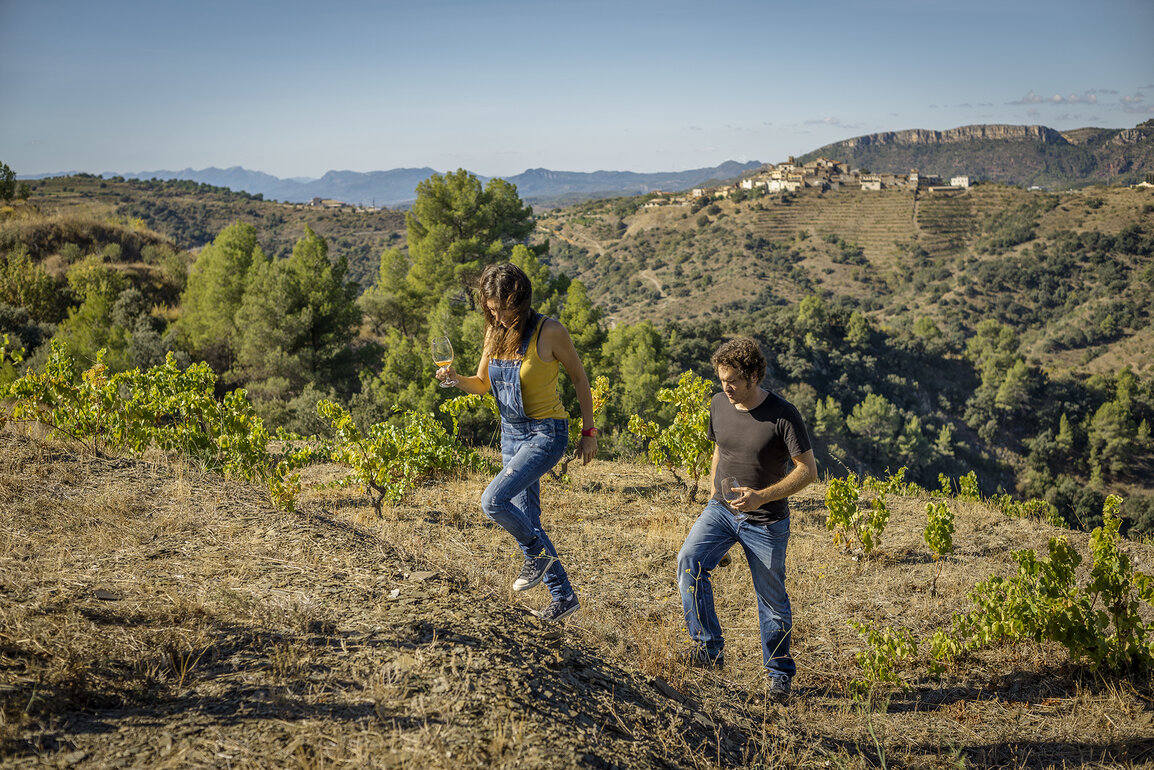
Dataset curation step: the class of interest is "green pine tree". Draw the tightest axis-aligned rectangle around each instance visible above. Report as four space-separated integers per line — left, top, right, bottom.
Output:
178 222 265 372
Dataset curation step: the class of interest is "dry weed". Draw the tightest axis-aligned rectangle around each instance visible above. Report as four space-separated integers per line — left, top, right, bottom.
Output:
3 432 1154 767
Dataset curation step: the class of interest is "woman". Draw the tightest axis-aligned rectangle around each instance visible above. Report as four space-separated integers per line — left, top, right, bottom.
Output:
436 262 597 622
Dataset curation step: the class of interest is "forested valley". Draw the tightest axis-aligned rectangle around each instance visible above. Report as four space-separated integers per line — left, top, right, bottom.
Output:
2 168 1153 536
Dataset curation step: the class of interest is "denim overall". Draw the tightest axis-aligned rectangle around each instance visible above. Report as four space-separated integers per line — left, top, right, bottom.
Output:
479 315 573 600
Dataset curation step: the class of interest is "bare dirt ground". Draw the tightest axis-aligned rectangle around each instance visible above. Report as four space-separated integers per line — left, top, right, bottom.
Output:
636 270 666 298
2 431 1153 768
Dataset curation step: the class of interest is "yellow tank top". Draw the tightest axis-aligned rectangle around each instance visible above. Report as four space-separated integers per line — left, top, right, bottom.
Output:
519 317 567 420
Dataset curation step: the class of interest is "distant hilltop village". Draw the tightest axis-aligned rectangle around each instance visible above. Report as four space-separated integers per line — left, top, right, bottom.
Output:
728 156 970 194
644 156 971 208
303 197 382 211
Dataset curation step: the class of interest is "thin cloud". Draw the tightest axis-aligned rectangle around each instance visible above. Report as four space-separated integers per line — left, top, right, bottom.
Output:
1010 88 1119 106
804 117 861 129
1122 102 1154 115
1010 91 1046 105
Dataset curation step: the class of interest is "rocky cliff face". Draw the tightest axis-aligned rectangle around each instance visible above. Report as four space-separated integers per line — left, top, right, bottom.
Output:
799 121 1152 188
1108 128 1150 146
843 124 1068 148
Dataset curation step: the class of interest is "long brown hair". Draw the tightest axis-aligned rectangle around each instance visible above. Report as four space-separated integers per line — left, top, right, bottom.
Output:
478 262 534 359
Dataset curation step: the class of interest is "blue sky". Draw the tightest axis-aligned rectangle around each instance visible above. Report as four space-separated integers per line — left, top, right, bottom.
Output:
2 0 1152 179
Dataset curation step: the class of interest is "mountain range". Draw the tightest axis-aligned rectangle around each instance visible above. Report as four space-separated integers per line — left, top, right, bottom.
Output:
94 161 763 209
23 120 1153 209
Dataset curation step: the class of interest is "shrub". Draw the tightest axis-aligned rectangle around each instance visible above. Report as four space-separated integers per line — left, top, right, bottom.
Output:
924 500 955 560
627 371 712 501
2 340 310 511
936 495 1154 671
317 398 492 515
825 473 890 554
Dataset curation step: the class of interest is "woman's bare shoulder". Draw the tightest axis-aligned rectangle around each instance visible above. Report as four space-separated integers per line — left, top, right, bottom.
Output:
541 317 581 360
540 316 565 334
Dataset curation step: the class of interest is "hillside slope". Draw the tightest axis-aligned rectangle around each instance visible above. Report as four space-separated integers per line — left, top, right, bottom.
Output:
8 174 1154 536
2 432 1152 767
19 175 407 289
539 183 1154 377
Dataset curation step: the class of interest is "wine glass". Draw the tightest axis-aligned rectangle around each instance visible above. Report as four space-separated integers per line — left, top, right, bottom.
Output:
431 336 457 388
720 476 748 522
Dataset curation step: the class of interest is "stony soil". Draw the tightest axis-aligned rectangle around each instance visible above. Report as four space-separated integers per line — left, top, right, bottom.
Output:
0 434 768 768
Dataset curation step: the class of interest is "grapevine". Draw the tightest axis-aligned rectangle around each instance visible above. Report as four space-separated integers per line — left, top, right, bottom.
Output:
825 473 889 554
317 399 492 515
854 494 1154 689
862 466 924 497
627 371 712 501
1 341 313 511
990 493 1065 528
957 471 980 501
924 500 955 596
937 470 981 501
825 473 860 550
848 621 919 698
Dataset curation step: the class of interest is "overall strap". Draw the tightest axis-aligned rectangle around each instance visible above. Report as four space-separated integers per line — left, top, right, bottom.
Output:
518 311 544 357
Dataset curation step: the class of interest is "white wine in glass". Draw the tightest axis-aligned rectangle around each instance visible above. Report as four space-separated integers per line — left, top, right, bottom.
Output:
720 476 748 522
431 336 457 388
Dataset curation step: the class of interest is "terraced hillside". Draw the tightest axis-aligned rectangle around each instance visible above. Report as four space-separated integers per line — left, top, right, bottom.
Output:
750 189 917 261
913 188 975 255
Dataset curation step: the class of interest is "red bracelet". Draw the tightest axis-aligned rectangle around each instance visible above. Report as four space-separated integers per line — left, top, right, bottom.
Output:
581 427 599 437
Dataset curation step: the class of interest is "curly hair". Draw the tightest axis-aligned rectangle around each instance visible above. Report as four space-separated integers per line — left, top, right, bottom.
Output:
710 337 766 384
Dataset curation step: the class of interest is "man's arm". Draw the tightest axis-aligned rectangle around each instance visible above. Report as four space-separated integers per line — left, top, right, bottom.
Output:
749 450 817 507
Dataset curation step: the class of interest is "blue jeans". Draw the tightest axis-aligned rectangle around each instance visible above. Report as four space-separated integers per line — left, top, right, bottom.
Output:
677 500 795 680
481 417 573 600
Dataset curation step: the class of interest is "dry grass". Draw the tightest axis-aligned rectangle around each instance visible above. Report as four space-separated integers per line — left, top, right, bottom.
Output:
1 431 1153 768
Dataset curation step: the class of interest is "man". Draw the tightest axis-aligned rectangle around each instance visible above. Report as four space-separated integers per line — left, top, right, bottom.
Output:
676 337 817 701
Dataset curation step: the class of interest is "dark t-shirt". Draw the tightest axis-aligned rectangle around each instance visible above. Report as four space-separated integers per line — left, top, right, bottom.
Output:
707 390 812 523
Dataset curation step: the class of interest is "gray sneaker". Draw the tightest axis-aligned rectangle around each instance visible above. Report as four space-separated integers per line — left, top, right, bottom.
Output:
512 552 557 592
766 674 792 703
534 593 580 623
